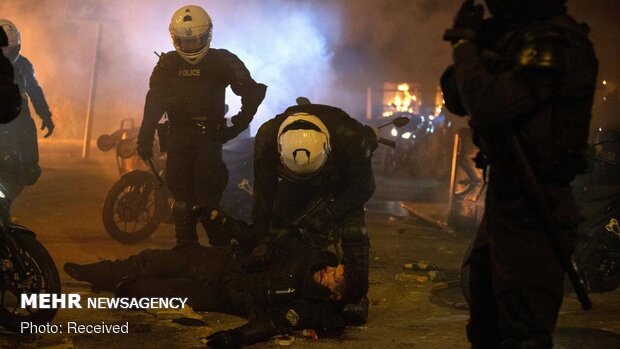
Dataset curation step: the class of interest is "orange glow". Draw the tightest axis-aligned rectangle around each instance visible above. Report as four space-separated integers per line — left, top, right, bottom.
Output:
382 82 421 117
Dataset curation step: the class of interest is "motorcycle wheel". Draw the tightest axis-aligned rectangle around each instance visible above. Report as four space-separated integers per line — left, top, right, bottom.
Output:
0 233 61 332
102 171 168 243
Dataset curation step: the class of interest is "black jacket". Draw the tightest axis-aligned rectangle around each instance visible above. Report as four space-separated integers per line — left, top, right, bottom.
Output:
252 104 377 240
442 15 598 192
220 240 346 346
12 55 51 121
138 49 266 146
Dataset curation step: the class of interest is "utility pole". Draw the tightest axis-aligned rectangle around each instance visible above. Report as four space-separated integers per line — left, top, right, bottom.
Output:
65 0 112 160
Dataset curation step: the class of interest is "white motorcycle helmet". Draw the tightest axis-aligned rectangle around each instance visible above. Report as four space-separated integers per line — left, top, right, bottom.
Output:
0 19 21 63
278 113 331 179
169 5 213 65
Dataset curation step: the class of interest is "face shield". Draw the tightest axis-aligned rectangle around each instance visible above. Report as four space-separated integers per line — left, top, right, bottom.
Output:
171 26 212 55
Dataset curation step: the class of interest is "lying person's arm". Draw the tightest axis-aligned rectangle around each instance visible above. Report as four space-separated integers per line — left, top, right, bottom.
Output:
206 300 345 348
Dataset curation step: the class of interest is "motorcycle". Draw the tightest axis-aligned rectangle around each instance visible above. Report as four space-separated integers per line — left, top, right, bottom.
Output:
97 119 255 244
0 182 61 332
381 111 453 178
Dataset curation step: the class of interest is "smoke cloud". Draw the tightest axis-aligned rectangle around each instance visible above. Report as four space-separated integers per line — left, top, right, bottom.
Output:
0 0 617 139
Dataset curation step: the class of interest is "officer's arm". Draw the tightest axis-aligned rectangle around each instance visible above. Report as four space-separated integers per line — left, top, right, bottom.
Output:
138 58 168 148
21 58 52 121
452 30 567 127
214 301 345 347
326 119 377 219
440 65 468 116
224 51 267 129
252 122 279 242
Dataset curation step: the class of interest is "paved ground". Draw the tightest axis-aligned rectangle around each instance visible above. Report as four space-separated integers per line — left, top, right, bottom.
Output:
1 141 619 348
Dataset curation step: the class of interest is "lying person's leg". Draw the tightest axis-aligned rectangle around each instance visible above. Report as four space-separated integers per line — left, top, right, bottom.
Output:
64 246 233 291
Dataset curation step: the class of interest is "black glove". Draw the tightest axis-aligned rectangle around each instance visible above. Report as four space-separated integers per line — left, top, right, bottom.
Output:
231 112 252 127
41 118 55 138
304 208 335 236
443 0 484 43
206 329 243 349
137 144 153 160
222 124 245 143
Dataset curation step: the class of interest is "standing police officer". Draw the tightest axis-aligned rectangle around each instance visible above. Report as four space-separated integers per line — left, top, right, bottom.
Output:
253 103 378 324
441 0 598 347
0 19 54 191
137 5 266 248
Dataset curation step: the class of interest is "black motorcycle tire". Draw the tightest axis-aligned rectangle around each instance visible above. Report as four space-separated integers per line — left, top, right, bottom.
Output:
0 233 61 332
102 171 168 244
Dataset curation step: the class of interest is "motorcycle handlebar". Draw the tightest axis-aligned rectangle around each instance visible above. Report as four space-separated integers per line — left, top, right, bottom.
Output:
379 138 396 148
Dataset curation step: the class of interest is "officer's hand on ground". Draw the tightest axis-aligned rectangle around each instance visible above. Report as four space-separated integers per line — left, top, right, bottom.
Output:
137 144 153 160
206 329 243 349
41 118 55 138
443 0 484 43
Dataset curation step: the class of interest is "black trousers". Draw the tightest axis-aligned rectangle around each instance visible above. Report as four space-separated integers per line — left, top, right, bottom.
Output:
466 186 579 348
165 131 229 245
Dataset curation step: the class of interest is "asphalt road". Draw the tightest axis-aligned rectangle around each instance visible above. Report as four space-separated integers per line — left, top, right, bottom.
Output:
1 141 619 348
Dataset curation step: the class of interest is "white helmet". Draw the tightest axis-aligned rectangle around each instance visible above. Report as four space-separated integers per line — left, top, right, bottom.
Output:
278 113 331 179
0 19 20 63
169 5 212 65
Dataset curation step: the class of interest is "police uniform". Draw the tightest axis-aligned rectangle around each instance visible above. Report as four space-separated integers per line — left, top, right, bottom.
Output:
138 48 266 246
65 239 346 347
0 55 51 187
442 2 598 347
253 104 377 289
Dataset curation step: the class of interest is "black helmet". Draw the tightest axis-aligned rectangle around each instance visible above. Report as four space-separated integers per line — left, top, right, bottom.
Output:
485 0 567 20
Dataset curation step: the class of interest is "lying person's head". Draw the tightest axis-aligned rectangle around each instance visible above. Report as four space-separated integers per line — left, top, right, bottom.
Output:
313 264 368 304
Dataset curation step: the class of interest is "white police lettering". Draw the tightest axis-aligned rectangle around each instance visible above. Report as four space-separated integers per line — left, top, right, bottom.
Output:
19 294 188 309
20 293 82 309
178 69 201 77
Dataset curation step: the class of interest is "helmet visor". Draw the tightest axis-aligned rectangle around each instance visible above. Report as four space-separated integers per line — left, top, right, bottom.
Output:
172 30 211 54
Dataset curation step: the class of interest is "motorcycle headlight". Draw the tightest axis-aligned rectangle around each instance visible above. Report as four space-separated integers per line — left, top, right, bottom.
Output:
391 128 398 137
0 189 5 199
401 132 412 139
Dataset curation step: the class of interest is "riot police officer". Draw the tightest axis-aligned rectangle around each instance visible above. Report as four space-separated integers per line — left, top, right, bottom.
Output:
253 103 378 324
137 5 266 248
441 0 598 347
0 19 54 192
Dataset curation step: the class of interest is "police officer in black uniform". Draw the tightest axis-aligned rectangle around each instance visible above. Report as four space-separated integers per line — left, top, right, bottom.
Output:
64 235 367 348
0 26 21 124
253 103 378 324
441 0 598 347
0 19 54 192
137 5 266 248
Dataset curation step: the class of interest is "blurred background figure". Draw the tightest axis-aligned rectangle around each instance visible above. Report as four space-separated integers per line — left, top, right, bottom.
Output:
0 19 55 199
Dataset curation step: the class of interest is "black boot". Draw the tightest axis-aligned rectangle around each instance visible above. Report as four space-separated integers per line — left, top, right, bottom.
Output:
63 261 123 292
342 244 370 325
